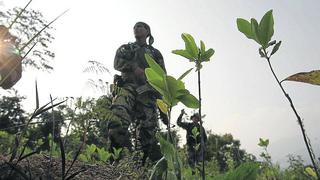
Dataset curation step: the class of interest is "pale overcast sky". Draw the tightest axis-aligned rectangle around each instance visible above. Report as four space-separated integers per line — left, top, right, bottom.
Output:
2 0 320 165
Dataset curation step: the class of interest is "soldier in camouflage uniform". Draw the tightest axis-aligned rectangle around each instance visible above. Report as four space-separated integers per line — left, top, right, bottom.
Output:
108 22 168 163
177 109 207 170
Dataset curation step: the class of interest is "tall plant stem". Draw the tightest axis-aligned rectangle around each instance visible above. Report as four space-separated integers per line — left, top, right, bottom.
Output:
197 62 205 180
167 107 173 143
263 49 320 180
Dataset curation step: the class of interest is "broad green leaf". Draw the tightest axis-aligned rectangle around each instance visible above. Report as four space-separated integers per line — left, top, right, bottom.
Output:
176 89 190 98
162 76 172 106
200 40 205 54
271 41 281 56
146 76 167 99
97 147 111 162
87 144 96 154
178 68 193 80
251 18 260 44
305 167 317 178
157 99 168 114
145 68 162 82
201 48 215 62
157 134 175 169
177 93 199 109
283 70 320 86
237 18 254 39
166 76 185 95
182 33 199 59
172 49 194 60
258 10 274 48
145 54 166 77
166 76 185 106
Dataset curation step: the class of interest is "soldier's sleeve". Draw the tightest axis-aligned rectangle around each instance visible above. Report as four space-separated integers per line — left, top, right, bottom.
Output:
114 44 137 72
177 113 189 129
154 49 166 73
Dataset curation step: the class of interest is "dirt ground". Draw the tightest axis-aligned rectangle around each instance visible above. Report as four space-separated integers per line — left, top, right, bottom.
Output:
0 155 149 180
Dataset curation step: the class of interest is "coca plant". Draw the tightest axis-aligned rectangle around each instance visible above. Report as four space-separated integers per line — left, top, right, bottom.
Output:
172 33 215 180
237 10 320 179
144 54 199 180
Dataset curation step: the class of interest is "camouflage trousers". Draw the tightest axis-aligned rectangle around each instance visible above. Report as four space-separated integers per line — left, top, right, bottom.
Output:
108 83 162 162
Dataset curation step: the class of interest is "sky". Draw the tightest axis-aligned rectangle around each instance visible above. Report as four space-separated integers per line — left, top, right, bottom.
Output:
1 0 320 166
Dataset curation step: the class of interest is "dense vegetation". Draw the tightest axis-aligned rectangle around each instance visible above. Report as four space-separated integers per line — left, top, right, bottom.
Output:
0 91 318 179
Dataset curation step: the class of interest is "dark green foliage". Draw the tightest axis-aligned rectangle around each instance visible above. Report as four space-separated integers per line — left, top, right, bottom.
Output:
0 94 26 134
205 132 254 172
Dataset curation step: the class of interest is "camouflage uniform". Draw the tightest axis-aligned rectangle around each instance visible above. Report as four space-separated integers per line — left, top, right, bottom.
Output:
108 42 167 162
177 113 207 168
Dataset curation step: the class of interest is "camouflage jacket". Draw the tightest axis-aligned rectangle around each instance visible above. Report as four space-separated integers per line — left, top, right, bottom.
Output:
114 42 166 86
177 114 207 148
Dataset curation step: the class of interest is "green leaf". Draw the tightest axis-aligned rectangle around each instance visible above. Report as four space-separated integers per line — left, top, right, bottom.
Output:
79 154 88 162
305 167 317 178
172 49 194 60
200 40 205 54
147 79 167 98
258 138 269 147
157 99 168 114
258 10 274 48
176 89 190 98
271 41 281 56
201 48 215 62
145 54 166 77
157 134 175 169
177 93 199 109
182 33 199 59
178 68 193 80
145 68 162 82
166 76 185 95
192 127 199 137
97 147 111 162
166 76 185 106
283 70 320 86
251 18 260 44
237 18 254 39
